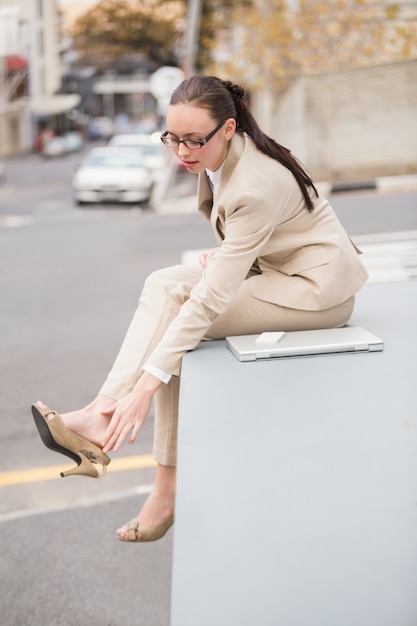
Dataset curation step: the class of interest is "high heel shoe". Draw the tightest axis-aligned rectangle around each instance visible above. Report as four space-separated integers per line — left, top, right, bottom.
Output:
117 514 175 543
31 403 110 478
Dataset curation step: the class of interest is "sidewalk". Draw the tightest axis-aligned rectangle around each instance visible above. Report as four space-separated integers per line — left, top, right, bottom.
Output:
317 173 417 196
353 230 417 283
181 230 417 285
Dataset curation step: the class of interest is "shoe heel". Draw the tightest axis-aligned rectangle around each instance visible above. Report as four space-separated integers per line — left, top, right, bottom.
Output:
60 451 109 478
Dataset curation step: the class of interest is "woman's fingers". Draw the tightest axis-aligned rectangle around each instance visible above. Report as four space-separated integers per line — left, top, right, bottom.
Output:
199 247 218 268
101 400 150 452
102 414 132 452
128 420 142 445
100 381 155 452
199 252 208 268
103 423 131 452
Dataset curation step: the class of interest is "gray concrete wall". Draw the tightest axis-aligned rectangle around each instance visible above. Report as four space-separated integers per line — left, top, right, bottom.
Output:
254 59 417 182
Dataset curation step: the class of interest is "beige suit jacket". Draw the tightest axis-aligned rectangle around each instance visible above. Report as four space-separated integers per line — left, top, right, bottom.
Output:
147 133 368 374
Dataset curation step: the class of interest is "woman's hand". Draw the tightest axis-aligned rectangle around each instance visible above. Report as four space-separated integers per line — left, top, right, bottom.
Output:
199 248 218 269
100 372 162 453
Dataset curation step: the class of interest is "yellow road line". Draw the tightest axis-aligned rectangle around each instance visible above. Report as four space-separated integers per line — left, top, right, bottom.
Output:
0 454 156 487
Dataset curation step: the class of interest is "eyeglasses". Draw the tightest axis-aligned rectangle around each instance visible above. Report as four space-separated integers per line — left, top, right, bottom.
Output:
160 120 226 150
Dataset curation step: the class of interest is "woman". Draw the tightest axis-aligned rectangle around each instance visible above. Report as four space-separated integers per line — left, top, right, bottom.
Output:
32 75 368 542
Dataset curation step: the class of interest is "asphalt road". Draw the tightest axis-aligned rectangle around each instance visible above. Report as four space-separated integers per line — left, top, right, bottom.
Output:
0 150 213 626
0 148 416 625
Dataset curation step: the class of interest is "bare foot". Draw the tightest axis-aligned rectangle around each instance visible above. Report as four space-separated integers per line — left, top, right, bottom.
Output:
36 395 115 448
117 464 176 541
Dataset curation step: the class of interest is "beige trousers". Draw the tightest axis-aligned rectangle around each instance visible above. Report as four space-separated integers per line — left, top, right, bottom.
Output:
100 264 355 466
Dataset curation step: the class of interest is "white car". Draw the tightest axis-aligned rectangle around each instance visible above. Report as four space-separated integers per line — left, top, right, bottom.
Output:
41 136 67 158
42 132 85 158
107 133 166 182
87 116 114 140
72 146 153 205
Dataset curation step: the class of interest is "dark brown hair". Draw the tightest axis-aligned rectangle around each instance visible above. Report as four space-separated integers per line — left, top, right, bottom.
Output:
170 75 318 212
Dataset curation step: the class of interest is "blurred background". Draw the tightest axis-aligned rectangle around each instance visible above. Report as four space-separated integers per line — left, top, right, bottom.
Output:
0 0 416 192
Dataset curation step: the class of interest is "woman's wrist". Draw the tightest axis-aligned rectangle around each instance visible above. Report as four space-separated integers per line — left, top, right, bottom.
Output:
134 371 162 396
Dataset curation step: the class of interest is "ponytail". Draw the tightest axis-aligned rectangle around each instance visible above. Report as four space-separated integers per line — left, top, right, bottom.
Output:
170 76 318 212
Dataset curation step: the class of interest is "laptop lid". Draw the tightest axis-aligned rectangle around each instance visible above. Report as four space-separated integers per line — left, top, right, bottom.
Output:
225 326 384 362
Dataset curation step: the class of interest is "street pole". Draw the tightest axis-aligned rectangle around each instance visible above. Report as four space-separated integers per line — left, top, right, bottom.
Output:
184 0 202 76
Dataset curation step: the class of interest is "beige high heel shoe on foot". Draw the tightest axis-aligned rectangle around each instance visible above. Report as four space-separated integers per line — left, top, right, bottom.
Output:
117 514 175 543
31 403 110 478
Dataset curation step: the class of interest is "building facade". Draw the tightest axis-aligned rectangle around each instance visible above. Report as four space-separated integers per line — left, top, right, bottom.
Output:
0 0 79 157
253 58 417 181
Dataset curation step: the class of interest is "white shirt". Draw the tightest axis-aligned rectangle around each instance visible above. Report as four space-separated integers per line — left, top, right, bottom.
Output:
205 163 224 200
143 362 172 384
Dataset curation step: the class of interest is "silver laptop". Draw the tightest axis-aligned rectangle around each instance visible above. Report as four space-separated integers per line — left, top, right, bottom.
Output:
225 326 384 362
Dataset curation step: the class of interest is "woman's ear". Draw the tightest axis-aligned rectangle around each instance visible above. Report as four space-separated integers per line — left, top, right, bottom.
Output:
224 118 236 140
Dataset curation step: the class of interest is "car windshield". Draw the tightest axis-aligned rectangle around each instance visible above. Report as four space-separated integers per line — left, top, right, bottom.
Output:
83 153 142 168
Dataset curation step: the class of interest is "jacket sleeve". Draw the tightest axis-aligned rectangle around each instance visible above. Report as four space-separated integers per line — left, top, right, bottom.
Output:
145 191 277 375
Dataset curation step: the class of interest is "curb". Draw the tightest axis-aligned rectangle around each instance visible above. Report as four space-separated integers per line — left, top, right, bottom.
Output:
317 174 417 195
157 174 417 214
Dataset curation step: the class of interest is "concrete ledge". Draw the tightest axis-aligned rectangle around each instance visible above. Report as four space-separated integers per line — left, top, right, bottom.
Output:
171 280 417 626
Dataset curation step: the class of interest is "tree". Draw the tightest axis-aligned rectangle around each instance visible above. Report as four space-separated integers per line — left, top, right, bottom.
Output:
70 0 186 72
194 0 252 72
68 0 254 76
208 0 417 89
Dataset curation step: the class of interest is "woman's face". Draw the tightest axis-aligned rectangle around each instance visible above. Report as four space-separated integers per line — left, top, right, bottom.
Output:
165 104 236 173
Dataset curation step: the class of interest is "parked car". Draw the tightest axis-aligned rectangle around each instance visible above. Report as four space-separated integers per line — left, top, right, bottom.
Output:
63 131 85 153
87 116 114 141
72 146 153 205
41 135 67 157
41 131 85 158
33 128 56 152
107 133 166 181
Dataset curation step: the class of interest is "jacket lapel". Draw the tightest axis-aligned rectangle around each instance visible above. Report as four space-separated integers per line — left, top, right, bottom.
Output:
197 133 247 239
197 172 213 221
197 171 224 242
